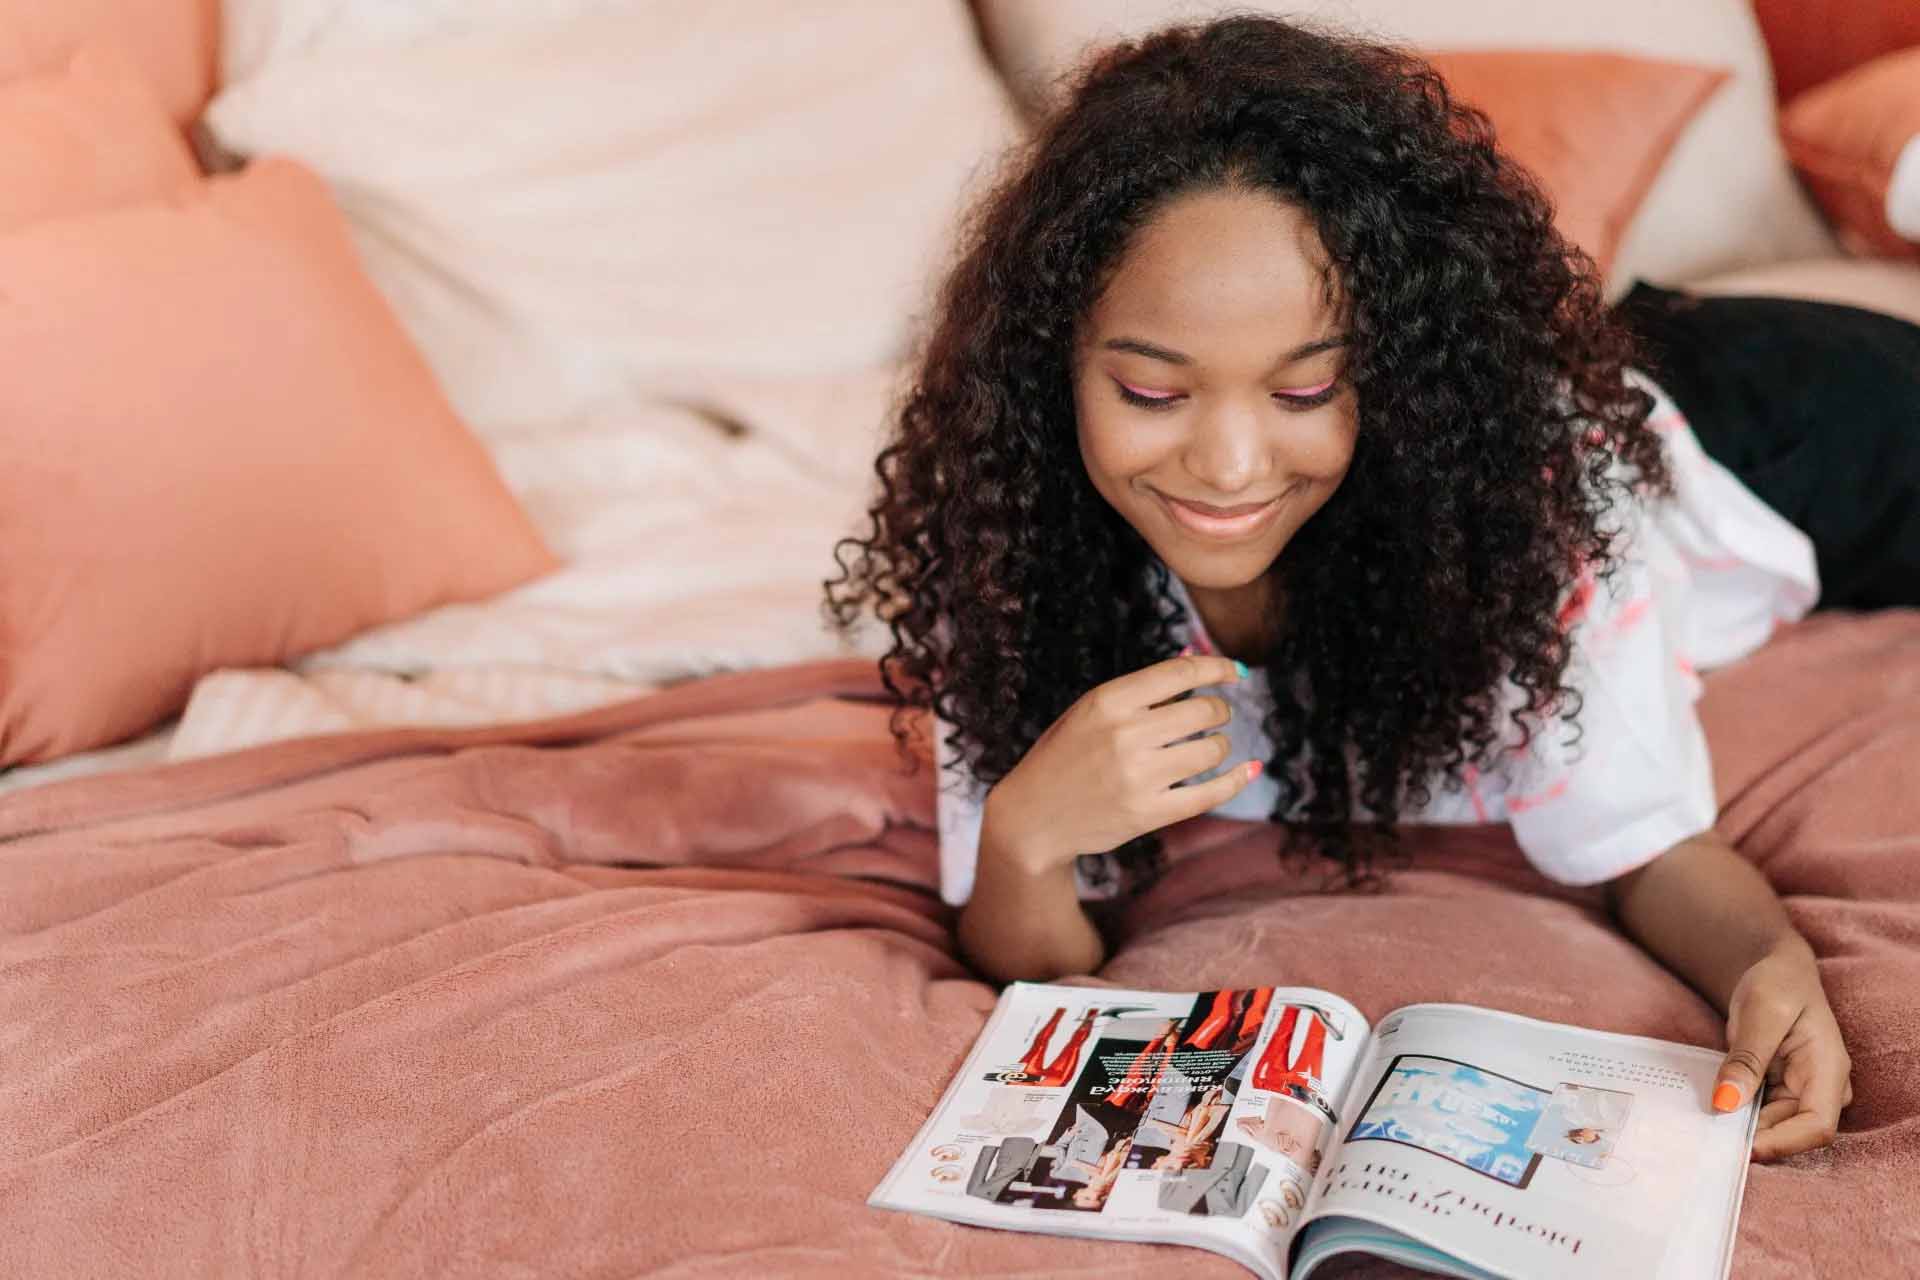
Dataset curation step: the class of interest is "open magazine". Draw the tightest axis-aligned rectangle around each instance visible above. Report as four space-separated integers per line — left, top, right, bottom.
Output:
870 983 1760 1280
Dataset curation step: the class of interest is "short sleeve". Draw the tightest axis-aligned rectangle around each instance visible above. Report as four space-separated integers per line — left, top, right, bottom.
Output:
933 710 988 906
1499 506 1718 885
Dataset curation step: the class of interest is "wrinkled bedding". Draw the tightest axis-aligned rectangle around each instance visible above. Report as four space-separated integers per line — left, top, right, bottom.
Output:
1 613 1915 1278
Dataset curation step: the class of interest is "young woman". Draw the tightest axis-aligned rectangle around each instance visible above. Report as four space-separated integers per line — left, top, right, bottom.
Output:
829 16 1913 1160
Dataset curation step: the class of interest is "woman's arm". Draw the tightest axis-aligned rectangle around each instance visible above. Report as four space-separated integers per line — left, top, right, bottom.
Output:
956 800 1106 984
1605 831 1800 1008
1605 831 1853 1159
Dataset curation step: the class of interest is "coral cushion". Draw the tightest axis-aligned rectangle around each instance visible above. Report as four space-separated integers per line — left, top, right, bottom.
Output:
0 0 217 126
1781 48 1920 261
0 158 558 765
0 43 197 234
1425 51 1728 279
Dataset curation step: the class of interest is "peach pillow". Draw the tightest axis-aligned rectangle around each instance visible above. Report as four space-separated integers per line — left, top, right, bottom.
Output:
1426 51 1729 279
0 0 217 125
0 43 197 234
0 158 558 766
1781 48 1920 261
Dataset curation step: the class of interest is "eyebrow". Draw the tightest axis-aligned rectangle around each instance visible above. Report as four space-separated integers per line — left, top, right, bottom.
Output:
1101 335 1346 370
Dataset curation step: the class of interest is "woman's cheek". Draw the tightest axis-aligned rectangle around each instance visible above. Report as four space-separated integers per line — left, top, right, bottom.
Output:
1295 406 1360 481
1079 407 1161 480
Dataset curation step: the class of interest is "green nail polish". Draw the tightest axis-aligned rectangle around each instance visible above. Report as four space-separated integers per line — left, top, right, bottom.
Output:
1234 661 1250 679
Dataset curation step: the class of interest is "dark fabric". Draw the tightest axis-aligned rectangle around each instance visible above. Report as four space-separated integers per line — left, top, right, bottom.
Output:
1610 280 1920 609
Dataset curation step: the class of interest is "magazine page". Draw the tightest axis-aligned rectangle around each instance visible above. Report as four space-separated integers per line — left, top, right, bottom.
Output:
1290 1004 1760 1280
869 981 1372 1279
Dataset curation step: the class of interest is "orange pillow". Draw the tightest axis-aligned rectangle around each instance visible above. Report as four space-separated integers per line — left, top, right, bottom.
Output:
1781 48 1920 261
0 0 217 126
1427 51 1729 280
0 158 558 766
0 43 197 234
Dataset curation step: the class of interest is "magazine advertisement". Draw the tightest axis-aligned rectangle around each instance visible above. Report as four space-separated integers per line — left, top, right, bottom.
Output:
872 985 1759 1280
869 982 1371 1279
1292 1004 1760 1280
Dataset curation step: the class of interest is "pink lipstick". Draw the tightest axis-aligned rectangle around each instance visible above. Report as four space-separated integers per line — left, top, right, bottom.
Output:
1154 489 1285 540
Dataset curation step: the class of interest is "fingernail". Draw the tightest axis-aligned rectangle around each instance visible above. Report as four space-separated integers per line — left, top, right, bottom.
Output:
1247 760 1263 780
1179 645 1195 657
1233 661 1250 679
1712 1082 1743 1113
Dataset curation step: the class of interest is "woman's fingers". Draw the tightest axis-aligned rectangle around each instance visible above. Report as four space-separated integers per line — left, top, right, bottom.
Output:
1153 733 1234 786
1752 1100 1842 1161
1035 654 1251 855
1754 1096 1800 1131
1140 693 1233 745
1750 1041 1851 1161
1715 991 1796 1116
1155 757 1261 825
1096 654 1245 716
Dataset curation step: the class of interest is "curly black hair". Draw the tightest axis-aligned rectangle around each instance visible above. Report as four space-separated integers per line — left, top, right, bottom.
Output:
825 13 1668 892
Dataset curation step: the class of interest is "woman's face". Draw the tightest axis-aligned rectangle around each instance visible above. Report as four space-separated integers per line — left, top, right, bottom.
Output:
1073 188 1358 595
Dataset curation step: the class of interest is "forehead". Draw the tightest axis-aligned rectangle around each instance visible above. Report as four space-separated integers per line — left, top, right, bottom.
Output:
1087 187 1337 351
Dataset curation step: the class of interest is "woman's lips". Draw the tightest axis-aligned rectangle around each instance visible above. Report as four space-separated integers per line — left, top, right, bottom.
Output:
1153 488 1285 540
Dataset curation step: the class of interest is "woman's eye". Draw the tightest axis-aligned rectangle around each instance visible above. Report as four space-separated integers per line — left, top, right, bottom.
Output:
1114 380 1183 410
1273 380 1339 411
1112 378 1340 412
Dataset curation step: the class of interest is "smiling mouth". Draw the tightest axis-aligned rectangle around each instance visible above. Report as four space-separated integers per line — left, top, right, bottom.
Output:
1153 488 1288 540
1171 497 1273 517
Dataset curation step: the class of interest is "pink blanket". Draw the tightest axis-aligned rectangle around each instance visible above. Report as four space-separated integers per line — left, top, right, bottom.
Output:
1 614 1915 1277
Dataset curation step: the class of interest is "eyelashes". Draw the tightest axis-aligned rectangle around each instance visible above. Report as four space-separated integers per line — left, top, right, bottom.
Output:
1112 378 1340 412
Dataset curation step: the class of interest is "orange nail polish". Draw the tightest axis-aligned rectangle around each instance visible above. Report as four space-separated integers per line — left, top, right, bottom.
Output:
1247 760 1263 780
1712 1082 1743 1112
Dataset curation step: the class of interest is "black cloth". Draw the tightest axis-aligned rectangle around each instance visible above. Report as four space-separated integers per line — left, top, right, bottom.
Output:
1610 281 1920 609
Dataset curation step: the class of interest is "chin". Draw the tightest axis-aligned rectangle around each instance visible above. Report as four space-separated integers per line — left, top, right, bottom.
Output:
1152 539 1284 590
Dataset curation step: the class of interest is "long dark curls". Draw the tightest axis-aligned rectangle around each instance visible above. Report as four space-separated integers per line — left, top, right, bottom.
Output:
825 14 1668 891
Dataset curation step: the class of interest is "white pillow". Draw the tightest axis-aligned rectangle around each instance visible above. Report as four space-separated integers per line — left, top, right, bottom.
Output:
973 0 1836 298
1891 137 1920 242
206 2 1022 435
221 1 631 82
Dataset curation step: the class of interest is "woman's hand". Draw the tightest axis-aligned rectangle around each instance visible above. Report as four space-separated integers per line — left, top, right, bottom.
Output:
1607 833 1853 1161
982 653 1257 873
1715 939 1854 1161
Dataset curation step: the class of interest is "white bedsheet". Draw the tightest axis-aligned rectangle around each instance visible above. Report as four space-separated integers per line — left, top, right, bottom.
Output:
0 723 175 796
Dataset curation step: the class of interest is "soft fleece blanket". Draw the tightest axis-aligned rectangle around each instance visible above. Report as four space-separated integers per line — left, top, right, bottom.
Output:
1 613 1915 1278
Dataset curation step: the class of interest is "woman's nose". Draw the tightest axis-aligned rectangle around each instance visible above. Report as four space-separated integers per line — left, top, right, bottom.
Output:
1181 397 1274 496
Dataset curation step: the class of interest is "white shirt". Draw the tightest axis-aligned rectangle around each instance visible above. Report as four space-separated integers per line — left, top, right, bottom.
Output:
935 373 1818 904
